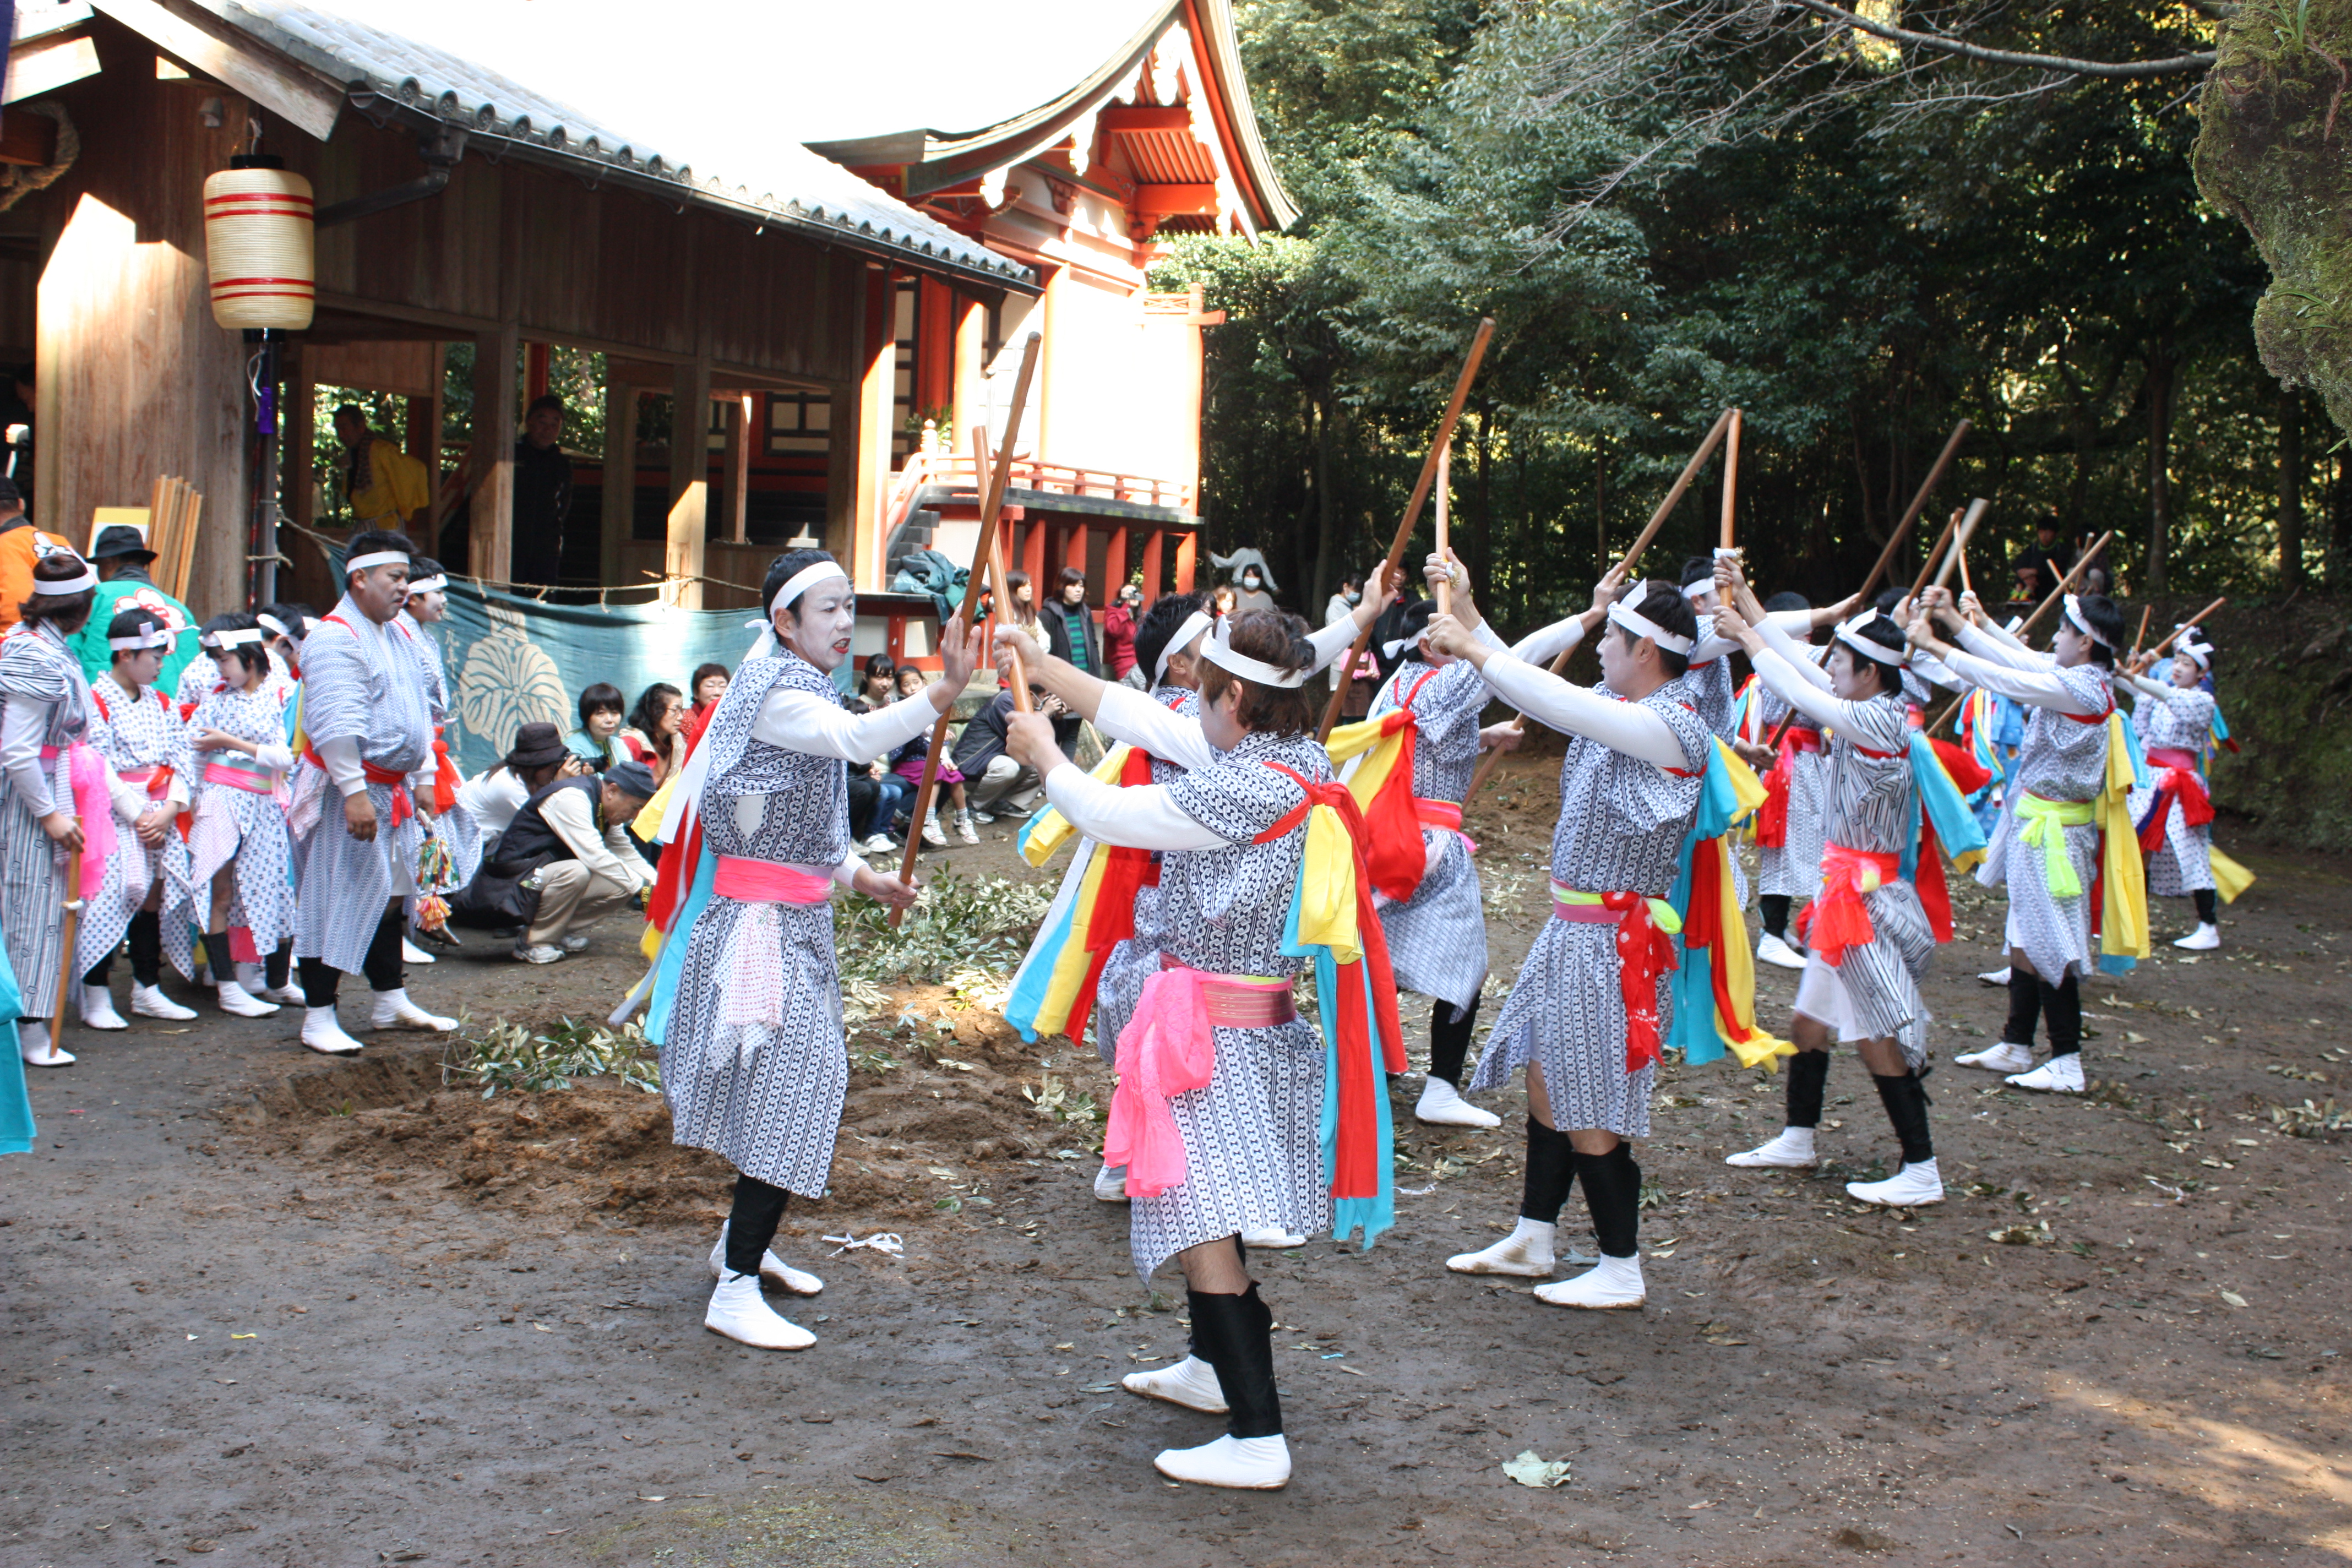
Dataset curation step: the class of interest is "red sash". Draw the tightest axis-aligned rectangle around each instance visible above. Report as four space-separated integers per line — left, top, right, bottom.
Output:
1754 726 1821 848
2138 747 2213 851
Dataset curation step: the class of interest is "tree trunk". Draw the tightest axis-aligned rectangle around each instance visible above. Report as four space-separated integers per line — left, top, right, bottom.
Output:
2144 349 2177 595
2332 447 2350 591
2278 385 2305 586
1310 390 1336 612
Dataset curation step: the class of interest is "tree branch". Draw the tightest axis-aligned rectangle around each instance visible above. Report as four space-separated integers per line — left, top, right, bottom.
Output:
1783 0 2217 78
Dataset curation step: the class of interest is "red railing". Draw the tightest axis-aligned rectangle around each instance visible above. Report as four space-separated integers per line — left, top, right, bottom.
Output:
879 444 1194 538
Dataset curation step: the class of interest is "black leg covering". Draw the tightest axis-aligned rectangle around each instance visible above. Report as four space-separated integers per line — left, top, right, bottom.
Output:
265 942 291 992
1190 1284 1282 1439
1573 1143 1642 1260
203 930 238 985
128 910 163 988
1787 1049 1830 1129
361 904 405 993
1760 894 1791 941
1427 996 1480 1087
2041 972 2082 1058
83 953 112 987
2193 888 2218 924
299 956 339 1010
2002 967 2042 1046
1519 1115 1577 1224
725 1174 790 1278
1871 1071 1935 1164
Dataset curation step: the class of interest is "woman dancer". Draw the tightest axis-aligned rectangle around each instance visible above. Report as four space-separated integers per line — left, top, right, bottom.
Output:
3 553 152 1068
1908 585 2133 1094
2125 629 2228 950
1749 591 1826 971
1711 581 1945 1205
646 548 984 1352
77 611 198 1028
1000 609 1400 1490
1429 578 1710 1308
184 614 301 1016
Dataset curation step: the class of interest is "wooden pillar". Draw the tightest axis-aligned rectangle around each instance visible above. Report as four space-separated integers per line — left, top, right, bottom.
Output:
725 393 752 544
280 339 323 609
402 395 433 464
666 357 713 607
468 321 519 584
525 342 550 402
952 294 987 459
1139 528 1163 605
1104 524 1128 596
1174 529 1196 594
1062 521 1087 577
823 384 859 565
850 266 896 589
1021 516 1046 594
598 380 637 591
917 277 954 417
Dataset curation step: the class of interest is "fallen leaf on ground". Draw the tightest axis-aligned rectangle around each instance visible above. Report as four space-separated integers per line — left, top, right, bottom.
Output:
1503 1450 1572 1489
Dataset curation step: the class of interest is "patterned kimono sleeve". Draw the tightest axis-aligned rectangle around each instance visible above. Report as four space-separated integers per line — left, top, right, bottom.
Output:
1599 698 1709 837
296 625 376 749
1164 749 1313 843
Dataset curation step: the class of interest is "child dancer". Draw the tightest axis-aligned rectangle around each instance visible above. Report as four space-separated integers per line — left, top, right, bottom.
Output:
78 612 198 1027
2124 628 2229 950
1749 591 1825 971
185 613 301 1015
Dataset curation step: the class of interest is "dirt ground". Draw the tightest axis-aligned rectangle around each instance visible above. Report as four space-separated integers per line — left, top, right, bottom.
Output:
4 750 2349 1568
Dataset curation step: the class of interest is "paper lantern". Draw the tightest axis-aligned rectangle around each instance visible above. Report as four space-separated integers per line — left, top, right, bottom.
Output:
203 162 314 330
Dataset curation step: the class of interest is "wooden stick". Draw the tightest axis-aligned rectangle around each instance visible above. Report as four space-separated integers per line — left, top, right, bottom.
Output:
1904 502 1971 606
1955 526 1974 598
1857 420 1971 606
2142 597 2228 662
1316 317 1495 742
1461 408 1737 804
1718 407 1741 551
49 845 83 1046
1932 499 1988 591
1433 440 1451 618
889 332 1040 918
1924 529 2115 734
2127 605 2153 662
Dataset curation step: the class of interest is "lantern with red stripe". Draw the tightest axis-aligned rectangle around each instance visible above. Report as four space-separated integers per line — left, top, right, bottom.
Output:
203 157 314 330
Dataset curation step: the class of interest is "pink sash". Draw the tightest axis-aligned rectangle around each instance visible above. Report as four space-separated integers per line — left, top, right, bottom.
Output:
40 742 117 890
712 856 834 905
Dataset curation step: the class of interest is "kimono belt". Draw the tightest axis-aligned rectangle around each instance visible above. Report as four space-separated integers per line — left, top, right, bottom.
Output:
1795 843 1901 968
2017 793 2095 897
1755 727 1822 848
1104 959 1291 1199
2137 747 2213 852
712 857 834 1031
1550 881 1681 1074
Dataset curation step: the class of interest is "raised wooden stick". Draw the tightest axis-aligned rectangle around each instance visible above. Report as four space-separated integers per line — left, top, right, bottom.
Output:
1954 525 1974 598
1317 317 1494 743
1904 500 1973 606
1719 408 1742 551
1925 529 2114 734
1937 500 1985 591
2127 605 2153 662
890 331 1040 920
2142 597 2228 662
1433 440 1452 618
1461 408 1737 804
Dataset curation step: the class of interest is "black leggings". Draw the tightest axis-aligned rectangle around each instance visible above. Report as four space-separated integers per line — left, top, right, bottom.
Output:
1760 894 1792 941
1427 996 1482 1087
298 902 405 1008
2192 888 2217 924
84 910 165 989
724 1173 791 1277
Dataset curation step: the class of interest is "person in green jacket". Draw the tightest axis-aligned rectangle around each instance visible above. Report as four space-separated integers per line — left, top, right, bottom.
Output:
73 526 197 695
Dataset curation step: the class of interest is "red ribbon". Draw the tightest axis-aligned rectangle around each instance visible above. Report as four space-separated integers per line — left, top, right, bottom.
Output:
431 726 460 815
1601 890 1678 1074
1754 725 1821 848
1796 843 1902 967
1253 761 1405 1202
2138 748 2213 851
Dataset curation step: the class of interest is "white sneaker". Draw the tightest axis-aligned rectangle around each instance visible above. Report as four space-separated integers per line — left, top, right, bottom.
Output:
401 937 437 966
300 1007 365 1055
216 981 280 1018
1241 1226 1306 1249
560 933 591 954
1153 1433 1289 1490
1123 1353 1228 1413
369 989 456 1032
1093 1163 1130 1202
79 984 128 1031
860 832 895 854
1727 1126 1818 1168
1847 1158 1943 1207
1415 1076 1502 1128
954 812 979 845
706 1224 824 1296
922 815 949 847
1977 966 2012 987
1755 933 1806 970
2173 923 2219 951
1532 1253 1645 1309
131 983 199 1021
1446 1218 1555 1277
514 943 564 965
2006 1055 2085 1094
704 1273 815 1350
1956 1041 2034 1074
18 1023 73 1068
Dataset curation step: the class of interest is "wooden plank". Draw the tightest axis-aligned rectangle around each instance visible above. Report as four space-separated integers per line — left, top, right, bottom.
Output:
468 320 517 579
3 32 103 104
0 111 59 167
727 392 751 545
1099 105 1192 133
598 380 637 591
665 356 711 606
90 0 342 140
1130 183 1219 217
308 340 438 398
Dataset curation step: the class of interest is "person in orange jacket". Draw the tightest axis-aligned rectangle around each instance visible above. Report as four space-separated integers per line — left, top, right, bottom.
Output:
0 477 75 630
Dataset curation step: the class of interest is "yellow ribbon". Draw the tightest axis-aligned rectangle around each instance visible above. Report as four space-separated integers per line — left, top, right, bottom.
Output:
1298 802 1363 964
1549 883 1684 937
2096 712 2149 963
2211 846 2256 905
2016 793 2093 900
1019 743 1134 868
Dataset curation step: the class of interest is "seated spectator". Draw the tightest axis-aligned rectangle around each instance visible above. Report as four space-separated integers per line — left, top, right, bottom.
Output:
891 664 976 844
841 674 913 855
951 683 1065 822
618 682 684 783
566 682 625 770
454 722 576 865
456 758 657 962
683 661 729 748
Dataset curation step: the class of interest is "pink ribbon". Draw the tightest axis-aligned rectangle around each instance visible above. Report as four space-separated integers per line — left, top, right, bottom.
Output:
43 743 117 892
1103 965 1222 1199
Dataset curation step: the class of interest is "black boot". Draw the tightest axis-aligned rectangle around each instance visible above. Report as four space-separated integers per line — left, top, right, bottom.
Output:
128 910 164 988
1787 1049 1830 1130
1427 997 1480 1087
723 1173 791 1279
203 932 239 989
1870 1071 1935 1164
2041 973 2082 1059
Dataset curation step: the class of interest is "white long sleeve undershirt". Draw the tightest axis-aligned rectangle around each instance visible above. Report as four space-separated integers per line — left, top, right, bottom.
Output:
1043 765 1231 851
1474 652 1690 769
1939 628 2100 715
752 687 941 764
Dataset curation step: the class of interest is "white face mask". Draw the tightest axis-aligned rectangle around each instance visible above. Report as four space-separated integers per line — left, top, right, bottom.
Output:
1343 589 1361 606
1243 574 1261 590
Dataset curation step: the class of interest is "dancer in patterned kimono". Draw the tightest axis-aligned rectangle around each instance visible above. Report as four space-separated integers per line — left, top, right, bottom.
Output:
186 613 302 1016
1709 589 1945 1206
290 530 454 1056
1908 586 2132 1095
395 559 469 956
2125 628 2229 950
647 548 984 1352
3 553 153 1068
1000 608 1402 1490
1749 591 1827 971
77 610 199 1029
1428 578 1709 1309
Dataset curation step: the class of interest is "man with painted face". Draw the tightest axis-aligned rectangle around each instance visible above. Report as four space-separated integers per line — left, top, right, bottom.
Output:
1422 575 1711 1311
288 530 453 1055
650 547 985 1352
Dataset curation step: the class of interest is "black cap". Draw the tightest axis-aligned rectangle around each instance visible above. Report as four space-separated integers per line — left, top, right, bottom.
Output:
90 525 157 562
603 759 657 801
502 721 568 772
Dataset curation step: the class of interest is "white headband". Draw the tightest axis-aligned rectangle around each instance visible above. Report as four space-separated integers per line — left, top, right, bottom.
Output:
406 575 448 596
1681 578 1715 602
1833 614 1905 668
2061 594 2111 649
108 620 171 651
1153 610 1216 686
32 564 97 595
210 628 265 649
255 613 290 639
1200 617 1310 688
770 560 850 616
2175 627 2213 670
1607 587 1695 656
346 550 409 575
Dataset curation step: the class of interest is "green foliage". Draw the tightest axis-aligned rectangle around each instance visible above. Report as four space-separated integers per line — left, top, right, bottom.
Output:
834 869 1053 993
444 1017 661 1098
